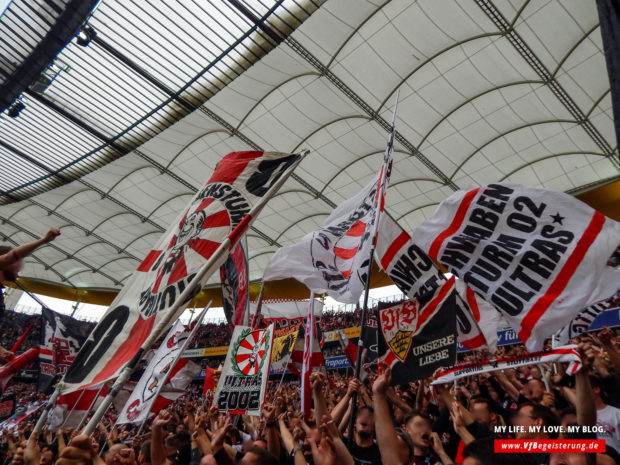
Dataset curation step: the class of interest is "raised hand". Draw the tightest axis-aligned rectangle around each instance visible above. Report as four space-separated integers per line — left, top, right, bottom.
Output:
372 363 391 396
42 228 61 244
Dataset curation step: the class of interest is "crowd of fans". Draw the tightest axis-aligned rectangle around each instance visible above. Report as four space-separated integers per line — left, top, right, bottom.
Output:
1 326 620 465
1 302 371 354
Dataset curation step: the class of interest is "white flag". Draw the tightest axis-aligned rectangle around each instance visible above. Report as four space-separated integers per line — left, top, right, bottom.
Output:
413 183 620 351
62 151 304 394
264 102 396 304
116 309 205 425
214 324 274 416
376 213 496 351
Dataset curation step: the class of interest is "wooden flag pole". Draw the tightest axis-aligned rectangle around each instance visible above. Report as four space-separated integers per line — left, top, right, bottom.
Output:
346 91 399 448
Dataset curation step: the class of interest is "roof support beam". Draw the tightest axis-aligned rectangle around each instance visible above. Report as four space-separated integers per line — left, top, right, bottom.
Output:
473 0 620 168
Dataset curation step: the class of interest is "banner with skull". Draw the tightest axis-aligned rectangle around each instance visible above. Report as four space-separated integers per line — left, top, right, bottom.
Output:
62 151 304 394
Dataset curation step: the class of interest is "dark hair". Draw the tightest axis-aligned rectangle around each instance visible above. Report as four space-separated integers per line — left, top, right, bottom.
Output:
355 406 374 420
403 409 431 426
518 402 560 438
140 440 151 462
0 246 11 256
464 438 537 465
471 397 494 412
589 375 602 390
244 446 278 465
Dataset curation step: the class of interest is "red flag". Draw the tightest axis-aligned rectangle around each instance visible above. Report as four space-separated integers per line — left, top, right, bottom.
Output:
202 366 215 396
337 330 358 366
0 348 39 393
10 323 33 353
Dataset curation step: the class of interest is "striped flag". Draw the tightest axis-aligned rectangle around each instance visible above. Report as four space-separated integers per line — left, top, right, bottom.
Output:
412 183 620 351
263 155 393 304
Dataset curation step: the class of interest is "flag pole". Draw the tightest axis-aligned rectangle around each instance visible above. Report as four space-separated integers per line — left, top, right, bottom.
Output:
114 303 211 429
347 91 398 448
33 151 307 437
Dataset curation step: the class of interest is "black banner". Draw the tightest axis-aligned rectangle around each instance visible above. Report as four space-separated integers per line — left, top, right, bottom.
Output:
377 281 457 384
39 309 89 392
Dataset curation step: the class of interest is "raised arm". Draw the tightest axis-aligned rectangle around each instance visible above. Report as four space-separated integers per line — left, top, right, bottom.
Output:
262 403 281 459
151 410 173 465
372 365 410 465
0 228 60 269
575 343 597 427
331 378 360 426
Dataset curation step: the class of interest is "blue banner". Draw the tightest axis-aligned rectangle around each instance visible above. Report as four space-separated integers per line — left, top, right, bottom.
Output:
325 355 351 370
458 307 620 352
587 307 620 332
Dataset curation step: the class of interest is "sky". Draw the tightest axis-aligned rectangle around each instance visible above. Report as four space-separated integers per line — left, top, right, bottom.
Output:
14 284 406 323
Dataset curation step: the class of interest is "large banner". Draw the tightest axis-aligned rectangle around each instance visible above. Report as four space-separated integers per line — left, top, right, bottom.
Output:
376 214 493 351
253 299 324 330
39 309 90 392
62 151 303 394
263 126 394 304
116 313 203 425
432 345 582 387
413 183 620 351
214 325 274 416
378 278 457 383
220 237 250 328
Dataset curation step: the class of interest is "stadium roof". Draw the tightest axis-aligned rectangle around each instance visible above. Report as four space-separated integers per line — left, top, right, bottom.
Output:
1 0 619 306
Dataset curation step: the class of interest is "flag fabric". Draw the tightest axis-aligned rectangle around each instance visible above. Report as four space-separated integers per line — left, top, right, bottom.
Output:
270 327 300 375
10 323 33 353
220 236 250 328
337 329 358 367
116 309 206 425
431 345 582 388
62 151 304 394
112 358 201 420
288 329 325 377
263 135 394 304
0 393 15 422
301 297 316 420
214 324 274 416
202 366 216 396
49 385 107 430
454 279 501 353
376 213 492 351
554 289 620 345
39 309 90 392
0 348 39 393
378 278 457 383
412 183 620 351
253 299 324 330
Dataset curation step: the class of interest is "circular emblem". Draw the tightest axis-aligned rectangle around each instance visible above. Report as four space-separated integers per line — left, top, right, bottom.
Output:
232 328 270 376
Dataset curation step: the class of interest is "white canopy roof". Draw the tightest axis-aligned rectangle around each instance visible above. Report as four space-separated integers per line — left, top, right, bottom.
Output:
1 0 618 295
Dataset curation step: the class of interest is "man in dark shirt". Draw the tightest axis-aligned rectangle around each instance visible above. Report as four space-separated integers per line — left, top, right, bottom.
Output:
347 406 382 465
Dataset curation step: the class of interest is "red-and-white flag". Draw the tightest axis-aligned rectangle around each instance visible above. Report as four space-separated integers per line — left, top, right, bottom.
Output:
301 296 318 420
413 183 620 351
376 213 495 351
263 114 395 304
61 151 304 394
116 307 207 425
49 385 107 430
250 299 324 330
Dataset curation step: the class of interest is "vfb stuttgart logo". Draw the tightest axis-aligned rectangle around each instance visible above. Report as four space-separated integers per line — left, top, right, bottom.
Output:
380 301 419 362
